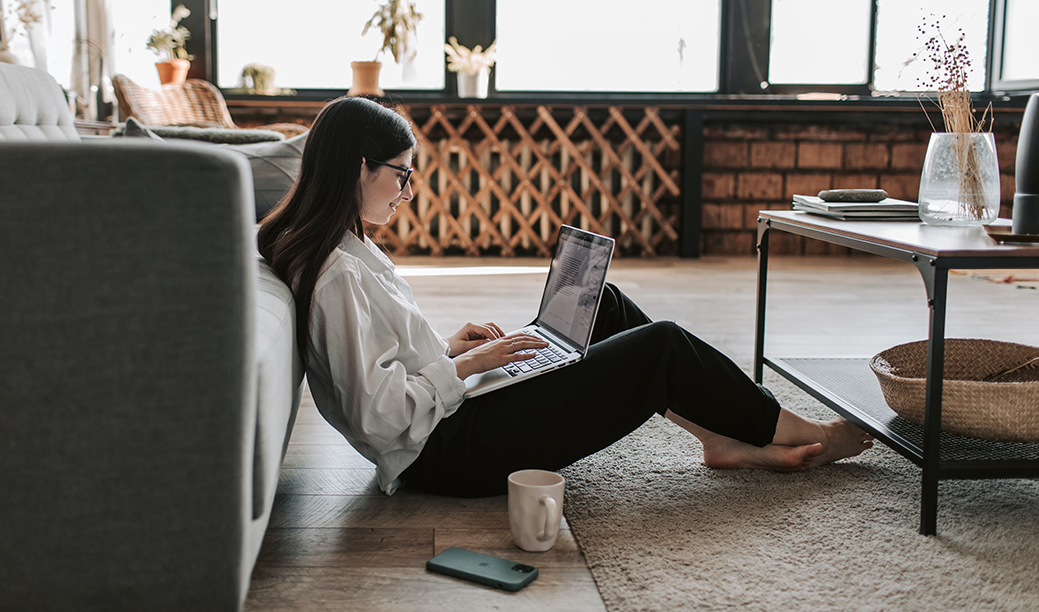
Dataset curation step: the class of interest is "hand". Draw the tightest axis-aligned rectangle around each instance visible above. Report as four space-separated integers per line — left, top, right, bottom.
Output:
452 333 549 380
447 322 506 357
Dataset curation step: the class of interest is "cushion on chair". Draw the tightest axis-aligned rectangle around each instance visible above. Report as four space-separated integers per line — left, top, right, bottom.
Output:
115 122 285 144
0 63 80 142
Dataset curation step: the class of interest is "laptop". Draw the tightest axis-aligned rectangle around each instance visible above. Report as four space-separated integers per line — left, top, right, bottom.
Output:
464 225 615 398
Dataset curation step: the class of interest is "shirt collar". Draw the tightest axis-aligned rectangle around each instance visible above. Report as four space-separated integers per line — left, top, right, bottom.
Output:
337 230 395 274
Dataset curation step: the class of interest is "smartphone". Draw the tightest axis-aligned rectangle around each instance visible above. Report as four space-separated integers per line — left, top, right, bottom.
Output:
426 547 538 592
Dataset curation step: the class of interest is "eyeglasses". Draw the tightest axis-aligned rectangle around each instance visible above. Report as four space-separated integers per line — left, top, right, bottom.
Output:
368 159 414 191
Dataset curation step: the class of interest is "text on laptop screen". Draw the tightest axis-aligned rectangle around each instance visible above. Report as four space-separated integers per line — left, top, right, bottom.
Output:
536 229 614 348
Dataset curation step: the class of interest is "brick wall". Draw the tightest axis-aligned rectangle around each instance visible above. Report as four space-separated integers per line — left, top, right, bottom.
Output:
700 118 1022 255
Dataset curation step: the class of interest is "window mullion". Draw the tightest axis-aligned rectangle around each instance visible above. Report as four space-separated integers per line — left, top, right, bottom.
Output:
722 0 772 95
177 0 210 81
866 0 879 90
447 0 495 96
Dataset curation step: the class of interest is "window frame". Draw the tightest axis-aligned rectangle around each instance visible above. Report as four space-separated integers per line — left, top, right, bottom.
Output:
176 0 1035 101
988 0 1039 93
760 0 877 96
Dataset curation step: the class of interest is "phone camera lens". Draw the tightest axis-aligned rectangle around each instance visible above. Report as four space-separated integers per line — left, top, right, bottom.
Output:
512 564 535 573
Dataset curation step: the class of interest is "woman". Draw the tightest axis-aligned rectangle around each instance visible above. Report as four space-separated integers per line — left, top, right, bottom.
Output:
258 97 873 498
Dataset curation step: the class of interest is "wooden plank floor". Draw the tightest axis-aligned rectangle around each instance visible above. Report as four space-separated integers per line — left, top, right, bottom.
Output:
243 255 1039 612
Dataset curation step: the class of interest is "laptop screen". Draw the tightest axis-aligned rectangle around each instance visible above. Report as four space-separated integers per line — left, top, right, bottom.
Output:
535 226 615 351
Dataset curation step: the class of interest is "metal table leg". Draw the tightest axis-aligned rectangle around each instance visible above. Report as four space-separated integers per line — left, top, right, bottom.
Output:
754 218 771 384
918 262 949 536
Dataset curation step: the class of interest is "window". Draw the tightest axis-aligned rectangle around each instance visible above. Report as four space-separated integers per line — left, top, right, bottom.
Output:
992 0 1039 90
150 0 1034 97
768 0 873 85
872 0 989 92
766 0 990 93
215 0 445 90
0 0 73 85
2 1 167 97
110 0 172 90
494 0 720 92
1000 0 1037 81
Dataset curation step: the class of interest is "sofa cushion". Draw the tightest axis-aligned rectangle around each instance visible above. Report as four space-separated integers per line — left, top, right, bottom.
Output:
221 134 307 220
251 258 305 522
116 118 306 221
0 63 80 142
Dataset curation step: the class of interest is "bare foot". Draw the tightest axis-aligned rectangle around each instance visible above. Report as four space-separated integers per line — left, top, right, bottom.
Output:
665 409 874 473
807 419 874 468
702 437 823 472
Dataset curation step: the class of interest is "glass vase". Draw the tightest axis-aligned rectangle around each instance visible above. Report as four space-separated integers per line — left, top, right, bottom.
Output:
918 132 1001 226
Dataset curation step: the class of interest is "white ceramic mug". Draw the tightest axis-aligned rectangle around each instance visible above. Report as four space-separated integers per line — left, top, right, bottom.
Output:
508 469 565 552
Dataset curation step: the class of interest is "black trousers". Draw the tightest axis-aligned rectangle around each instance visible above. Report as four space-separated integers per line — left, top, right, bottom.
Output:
401 283 782 497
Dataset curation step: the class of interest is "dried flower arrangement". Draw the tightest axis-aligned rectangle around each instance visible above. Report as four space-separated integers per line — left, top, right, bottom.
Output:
444 36 497 76
915 14 994 221
146 4 192 63
363 0 423 64
915 15 991 133
16 0 39 26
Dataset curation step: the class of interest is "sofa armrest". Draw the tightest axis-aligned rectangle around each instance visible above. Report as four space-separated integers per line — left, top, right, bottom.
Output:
0 140 261 611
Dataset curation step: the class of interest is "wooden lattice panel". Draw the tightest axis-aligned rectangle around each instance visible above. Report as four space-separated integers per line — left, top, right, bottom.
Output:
370 104 683 257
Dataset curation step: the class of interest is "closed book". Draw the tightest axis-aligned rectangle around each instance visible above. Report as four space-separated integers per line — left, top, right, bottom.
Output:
792 194 919 213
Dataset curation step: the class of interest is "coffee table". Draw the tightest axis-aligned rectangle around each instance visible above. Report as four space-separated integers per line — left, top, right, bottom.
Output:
753 211 1039 535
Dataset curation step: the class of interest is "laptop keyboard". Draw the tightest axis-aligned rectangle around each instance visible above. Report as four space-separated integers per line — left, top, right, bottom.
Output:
503 343 569 377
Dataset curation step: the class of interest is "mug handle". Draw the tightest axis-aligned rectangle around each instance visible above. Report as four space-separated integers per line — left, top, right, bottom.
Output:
536 494 560 542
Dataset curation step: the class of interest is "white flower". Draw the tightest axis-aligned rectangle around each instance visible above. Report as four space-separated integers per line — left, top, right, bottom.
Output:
145 4 192 62
444 37 497 76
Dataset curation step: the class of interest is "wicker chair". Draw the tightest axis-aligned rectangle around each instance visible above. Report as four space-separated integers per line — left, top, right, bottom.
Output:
112 75 308 139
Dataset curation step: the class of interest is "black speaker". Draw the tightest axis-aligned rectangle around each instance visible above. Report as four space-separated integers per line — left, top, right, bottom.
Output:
1012 94 1039 234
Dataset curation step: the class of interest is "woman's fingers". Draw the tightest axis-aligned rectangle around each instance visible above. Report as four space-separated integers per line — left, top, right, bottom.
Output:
466 322 504 341
500 334 548 353
479 322 504 340
452 332 551 378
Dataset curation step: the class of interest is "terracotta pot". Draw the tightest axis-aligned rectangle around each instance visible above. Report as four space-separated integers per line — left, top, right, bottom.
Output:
156 59 190 85
349 61 384 97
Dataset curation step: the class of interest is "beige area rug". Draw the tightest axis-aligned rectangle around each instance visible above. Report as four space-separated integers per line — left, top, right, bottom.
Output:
559 370 1039 612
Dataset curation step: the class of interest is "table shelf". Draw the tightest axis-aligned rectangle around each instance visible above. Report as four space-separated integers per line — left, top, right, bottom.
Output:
766 357 1039 477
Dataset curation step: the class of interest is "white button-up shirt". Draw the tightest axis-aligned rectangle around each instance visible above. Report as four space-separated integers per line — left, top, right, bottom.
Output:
305 231 467 494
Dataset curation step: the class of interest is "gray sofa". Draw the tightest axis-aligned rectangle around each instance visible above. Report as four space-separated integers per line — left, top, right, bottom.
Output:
0 63 305 611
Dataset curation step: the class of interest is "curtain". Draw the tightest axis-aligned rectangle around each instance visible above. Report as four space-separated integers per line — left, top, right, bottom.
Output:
72 0 114 120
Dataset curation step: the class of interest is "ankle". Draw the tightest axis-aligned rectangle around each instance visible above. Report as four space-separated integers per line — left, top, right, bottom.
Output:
772 412 827 447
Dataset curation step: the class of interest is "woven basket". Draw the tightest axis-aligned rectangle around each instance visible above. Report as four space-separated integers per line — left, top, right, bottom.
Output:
870 339 1039 443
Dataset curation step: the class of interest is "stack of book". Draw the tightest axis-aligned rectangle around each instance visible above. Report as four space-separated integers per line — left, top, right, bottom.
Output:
792 194 919 221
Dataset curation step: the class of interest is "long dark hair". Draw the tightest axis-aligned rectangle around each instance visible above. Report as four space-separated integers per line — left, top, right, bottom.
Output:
257 96 417 361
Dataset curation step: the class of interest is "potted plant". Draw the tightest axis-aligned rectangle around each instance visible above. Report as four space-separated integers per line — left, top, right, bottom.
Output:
146 4 193 85
444 36 496 98
350 0 423 97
